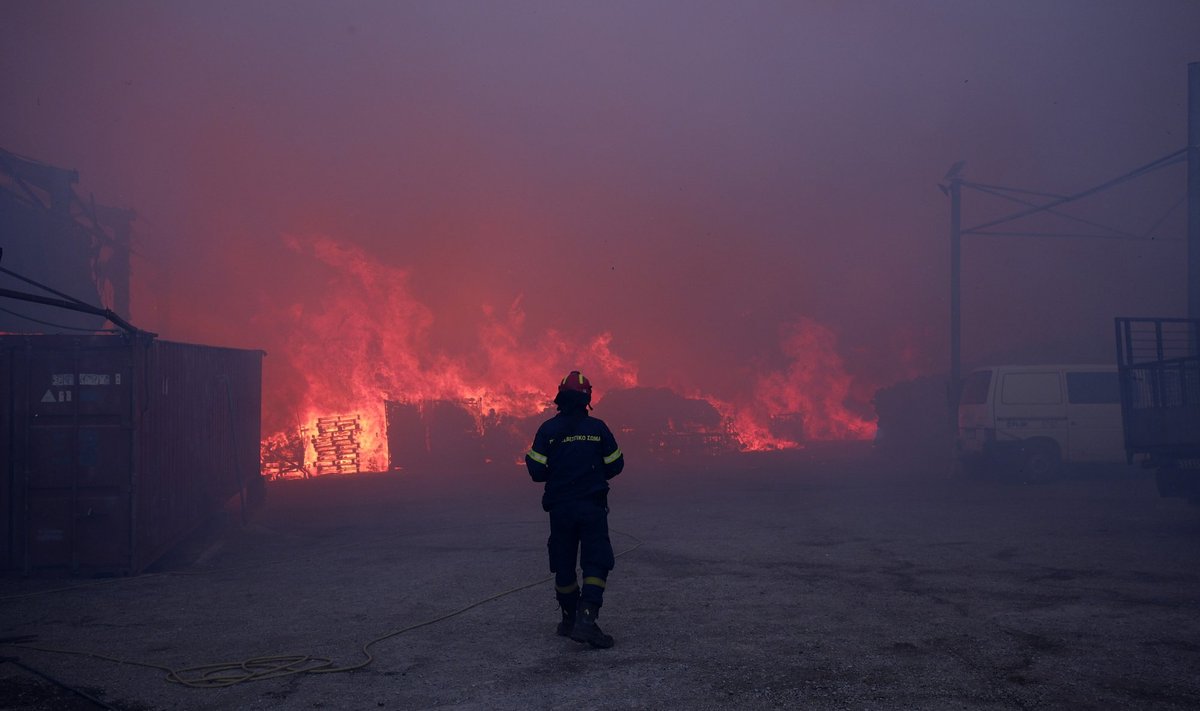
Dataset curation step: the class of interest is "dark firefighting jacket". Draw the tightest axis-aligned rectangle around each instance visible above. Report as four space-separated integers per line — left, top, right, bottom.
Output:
526 409 624 512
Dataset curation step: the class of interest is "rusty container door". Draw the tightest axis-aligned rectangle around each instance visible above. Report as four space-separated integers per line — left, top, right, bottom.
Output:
2 335 135 574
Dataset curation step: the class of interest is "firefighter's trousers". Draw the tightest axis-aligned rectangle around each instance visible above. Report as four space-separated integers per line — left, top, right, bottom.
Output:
547 494 614 606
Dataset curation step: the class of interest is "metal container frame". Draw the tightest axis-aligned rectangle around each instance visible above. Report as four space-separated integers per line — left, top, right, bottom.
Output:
1 333 264 575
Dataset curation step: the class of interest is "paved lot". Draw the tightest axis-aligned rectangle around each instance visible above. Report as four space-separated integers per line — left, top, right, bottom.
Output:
3 447 1200 710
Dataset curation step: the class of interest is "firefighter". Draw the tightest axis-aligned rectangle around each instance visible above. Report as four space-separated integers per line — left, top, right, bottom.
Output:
525 370 625 648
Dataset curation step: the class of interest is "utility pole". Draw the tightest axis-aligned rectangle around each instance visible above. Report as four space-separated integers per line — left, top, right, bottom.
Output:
945 162 964 438
1188 61 1199 321
942 63 1195 473
941 161 965 476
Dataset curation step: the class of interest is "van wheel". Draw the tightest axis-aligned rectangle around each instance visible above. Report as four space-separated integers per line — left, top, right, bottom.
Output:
1019 442 1061 483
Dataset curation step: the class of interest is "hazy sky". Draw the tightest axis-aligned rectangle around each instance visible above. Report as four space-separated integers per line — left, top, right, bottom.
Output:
2 1 1197 431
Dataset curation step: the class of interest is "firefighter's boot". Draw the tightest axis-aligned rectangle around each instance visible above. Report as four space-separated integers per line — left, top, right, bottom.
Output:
556 590 580 637
569 601 614 649
554 588 578 638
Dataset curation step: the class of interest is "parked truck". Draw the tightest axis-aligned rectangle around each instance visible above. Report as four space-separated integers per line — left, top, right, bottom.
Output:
1114 317 1200 502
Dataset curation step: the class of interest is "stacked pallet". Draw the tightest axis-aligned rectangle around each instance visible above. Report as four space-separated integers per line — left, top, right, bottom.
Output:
312 415 361 475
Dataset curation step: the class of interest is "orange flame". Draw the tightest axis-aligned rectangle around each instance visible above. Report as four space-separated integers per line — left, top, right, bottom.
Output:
267 235 639 471
259 237 875 472
720 318 877 450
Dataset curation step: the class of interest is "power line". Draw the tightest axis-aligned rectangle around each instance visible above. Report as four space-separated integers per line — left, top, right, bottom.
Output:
967 230 1182 242
1141 193 1187 240
963 149 1186 234
959 182 1069 200
0 306 117 333
964 181 1141 240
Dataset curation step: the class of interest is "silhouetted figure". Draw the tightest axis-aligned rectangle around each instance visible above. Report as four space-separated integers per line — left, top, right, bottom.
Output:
525 371 625 648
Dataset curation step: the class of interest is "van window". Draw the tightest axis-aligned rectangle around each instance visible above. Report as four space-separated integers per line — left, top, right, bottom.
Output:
1001 372 1061 404
960 371 991 404
1066 371 1120 404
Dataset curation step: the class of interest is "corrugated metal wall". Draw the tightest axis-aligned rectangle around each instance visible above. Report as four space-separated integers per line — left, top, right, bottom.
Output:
0 334 263 575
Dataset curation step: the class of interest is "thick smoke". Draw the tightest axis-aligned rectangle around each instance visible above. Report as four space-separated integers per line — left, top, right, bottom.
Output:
1 2 1196 459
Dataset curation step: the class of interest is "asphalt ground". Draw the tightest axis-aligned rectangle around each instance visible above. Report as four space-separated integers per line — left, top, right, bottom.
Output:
2 445 1200 710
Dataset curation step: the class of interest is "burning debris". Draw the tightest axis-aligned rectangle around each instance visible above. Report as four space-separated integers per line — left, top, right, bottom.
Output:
259 416 366 478
260 428 311 481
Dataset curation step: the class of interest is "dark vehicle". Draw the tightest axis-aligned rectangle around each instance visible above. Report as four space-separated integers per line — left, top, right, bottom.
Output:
1114 317 1200 502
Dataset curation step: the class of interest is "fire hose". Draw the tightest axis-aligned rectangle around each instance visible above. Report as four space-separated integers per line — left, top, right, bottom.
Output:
0 526 643 690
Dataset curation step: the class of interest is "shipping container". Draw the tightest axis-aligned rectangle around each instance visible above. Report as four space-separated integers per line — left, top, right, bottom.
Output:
0 333 264 575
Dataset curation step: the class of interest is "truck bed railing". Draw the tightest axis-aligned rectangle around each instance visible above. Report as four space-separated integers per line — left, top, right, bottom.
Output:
1114 318 1200 459
1115 317 1198 366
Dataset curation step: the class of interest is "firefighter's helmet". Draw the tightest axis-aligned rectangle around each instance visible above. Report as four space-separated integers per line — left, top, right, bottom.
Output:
558 371 593 396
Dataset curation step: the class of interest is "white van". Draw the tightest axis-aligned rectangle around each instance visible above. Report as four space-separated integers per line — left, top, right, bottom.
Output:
957 364 1126 479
